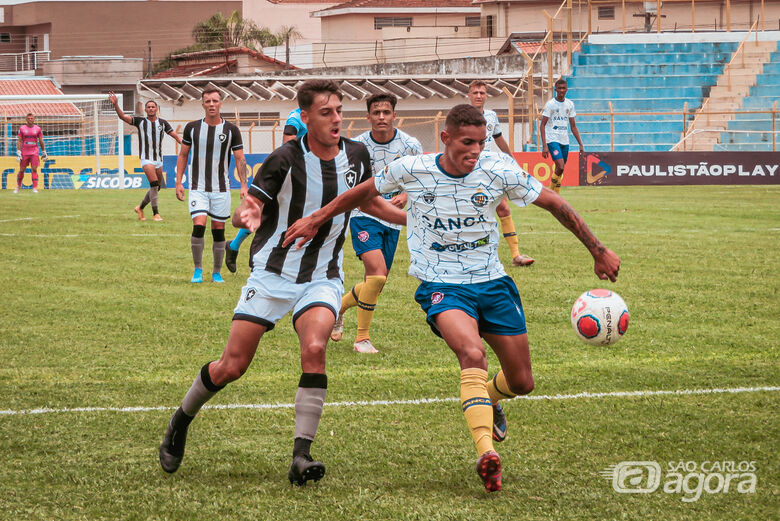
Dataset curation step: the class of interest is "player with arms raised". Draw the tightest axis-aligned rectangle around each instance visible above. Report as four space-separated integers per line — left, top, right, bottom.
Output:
283 104 620 492
109 92 182 221
330 93 422 354
15 113 47 193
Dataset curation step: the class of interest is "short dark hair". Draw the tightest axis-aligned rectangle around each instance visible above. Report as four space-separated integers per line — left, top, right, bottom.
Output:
144 99 159 109
468 80 488 91
366 93 397 112
555 78 568 87
201 88 222 100
297 79 343 111
445 104 486 131
25 112 33 117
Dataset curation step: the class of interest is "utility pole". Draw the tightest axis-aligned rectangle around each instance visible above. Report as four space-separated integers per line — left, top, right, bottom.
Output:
147 40 152 78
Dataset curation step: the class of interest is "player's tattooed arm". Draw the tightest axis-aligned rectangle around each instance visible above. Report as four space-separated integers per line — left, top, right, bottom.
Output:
533 187 620 281
233 150 249 199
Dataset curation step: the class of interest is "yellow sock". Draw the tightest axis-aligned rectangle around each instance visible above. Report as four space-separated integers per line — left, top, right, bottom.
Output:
550 171 563 194
355 275 386 342
487 370 517 405
460 368 494 456
340 282 363 315
498 215 521 259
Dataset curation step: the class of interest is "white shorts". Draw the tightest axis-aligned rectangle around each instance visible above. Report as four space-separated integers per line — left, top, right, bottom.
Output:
189 190 231 222
140 159 163 168
233 269 343 330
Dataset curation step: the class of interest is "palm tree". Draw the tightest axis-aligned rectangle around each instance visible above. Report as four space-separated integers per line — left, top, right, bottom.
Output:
276 25 302 69
192 10 279 50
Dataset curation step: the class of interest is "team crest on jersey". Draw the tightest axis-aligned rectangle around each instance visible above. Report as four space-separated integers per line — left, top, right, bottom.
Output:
357 231 369 242
218 133 227 143
422 192 436 204
245 288 256 302
345 168 358 188
471 190 488 208
191 201 196 207
431 292 444 305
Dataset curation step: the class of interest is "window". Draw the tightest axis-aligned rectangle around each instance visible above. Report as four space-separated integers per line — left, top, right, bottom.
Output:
0 33 11 43
598 6 615 20
374 17 412 30
485 15 494 38
465 16 481 28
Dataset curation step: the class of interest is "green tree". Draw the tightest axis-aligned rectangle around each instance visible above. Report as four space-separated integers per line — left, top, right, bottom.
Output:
276 25 302 69
192 10 281 50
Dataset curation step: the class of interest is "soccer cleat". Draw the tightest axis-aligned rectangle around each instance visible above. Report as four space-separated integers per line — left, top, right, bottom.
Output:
13 187 19 194
212 272 224 283
288 453 326 486
353 339 379 354
153 214 163 222
330 314 344 342
492 403 507 442
225 246 238 273
159 411 190 474
512 254 534 267
191 268 203 284
134 206 146 221
32 188 38 193
476 450 503 492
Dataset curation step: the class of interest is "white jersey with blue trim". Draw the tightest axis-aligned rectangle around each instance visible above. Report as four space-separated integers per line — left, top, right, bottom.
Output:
542 97 576 145
375 151 543 284
482 109 502 153
352 128 423 230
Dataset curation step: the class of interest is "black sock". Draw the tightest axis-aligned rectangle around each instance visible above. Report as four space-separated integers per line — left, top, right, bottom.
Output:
293 437 312 458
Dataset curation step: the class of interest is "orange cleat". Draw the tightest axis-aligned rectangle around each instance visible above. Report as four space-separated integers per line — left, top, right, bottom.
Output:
512 254 534 267
153 214 163 222
134 206 146 221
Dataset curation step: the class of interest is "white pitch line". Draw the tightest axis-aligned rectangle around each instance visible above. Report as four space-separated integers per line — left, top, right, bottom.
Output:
0 385 777 417
0 214 80 224
0 233 181 238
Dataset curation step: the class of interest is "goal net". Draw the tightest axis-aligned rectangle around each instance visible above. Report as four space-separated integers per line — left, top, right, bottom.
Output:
0 94 125 190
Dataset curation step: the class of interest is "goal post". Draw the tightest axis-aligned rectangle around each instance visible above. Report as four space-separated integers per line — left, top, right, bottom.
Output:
0 94 126 190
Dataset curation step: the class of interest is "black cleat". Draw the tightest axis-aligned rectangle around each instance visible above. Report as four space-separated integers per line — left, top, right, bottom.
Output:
225 246 238 273
159 409 190 473
288 453 325 486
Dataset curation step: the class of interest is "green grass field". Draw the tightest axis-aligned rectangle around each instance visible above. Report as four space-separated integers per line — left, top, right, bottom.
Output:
1 186 777 520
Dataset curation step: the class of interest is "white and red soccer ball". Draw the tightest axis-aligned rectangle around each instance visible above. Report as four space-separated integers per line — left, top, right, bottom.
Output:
571 289 629 346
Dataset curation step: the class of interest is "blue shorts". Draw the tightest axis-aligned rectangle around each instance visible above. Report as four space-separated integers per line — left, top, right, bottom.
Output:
350 216 401 271
414 276 527 337
547 142 569 163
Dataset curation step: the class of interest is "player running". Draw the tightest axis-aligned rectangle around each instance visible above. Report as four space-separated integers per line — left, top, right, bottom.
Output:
468 80 534 267
283 104 620 493
540 78 585 193
224 107 308 273
176 88 248 284
330 93 422 354
15 113 47 193
109 92 182 221
158 80 404 485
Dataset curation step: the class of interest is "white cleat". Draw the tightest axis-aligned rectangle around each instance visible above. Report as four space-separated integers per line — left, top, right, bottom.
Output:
32 188 38 193
330 314 344 342
13 187 19 194
353 339 379 354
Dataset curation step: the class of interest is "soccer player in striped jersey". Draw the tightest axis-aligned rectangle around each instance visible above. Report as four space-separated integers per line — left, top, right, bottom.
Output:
468 80 534 267
225 107 308 273
109 92 182 221
283 104 620 493
15 112 47 193
159 80 405 485
174 88 248 284
330 93 422 354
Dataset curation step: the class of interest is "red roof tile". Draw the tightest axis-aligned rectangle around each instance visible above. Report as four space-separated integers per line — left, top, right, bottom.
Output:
0 78 81 117
152 60 237 79
170 47 294 69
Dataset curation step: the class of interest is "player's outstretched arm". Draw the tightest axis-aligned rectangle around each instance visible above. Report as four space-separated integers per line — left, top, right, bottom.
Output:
108 91 133 125
532 187 620 281
358 196 406 226
283 178 381 249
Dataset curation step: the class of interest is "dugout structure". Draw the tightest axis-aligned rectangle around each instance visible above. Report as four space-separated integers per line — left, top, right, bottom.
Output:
0 94 125 189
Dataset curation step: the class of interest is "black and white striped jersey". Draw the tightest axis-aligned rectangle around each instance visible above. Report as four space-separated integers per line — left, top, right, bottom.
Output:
248 136 372 283
131 116 173 162
182 118 243 192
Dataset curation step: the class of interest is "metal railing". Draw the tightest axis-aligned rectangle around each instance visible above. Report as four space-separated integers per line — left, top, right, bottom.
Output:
0 51 51 72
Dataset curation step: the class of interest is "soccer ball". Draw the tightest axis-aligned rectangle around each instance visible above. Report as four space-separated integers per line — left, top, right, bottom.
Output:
570 289 629 346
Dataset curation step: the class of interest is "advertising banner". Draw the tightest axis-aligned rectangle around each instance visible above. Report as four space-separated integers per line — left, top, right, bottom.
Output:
1 156 147 190
161 154 268 189
579 152 780 186
514 152 580 187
